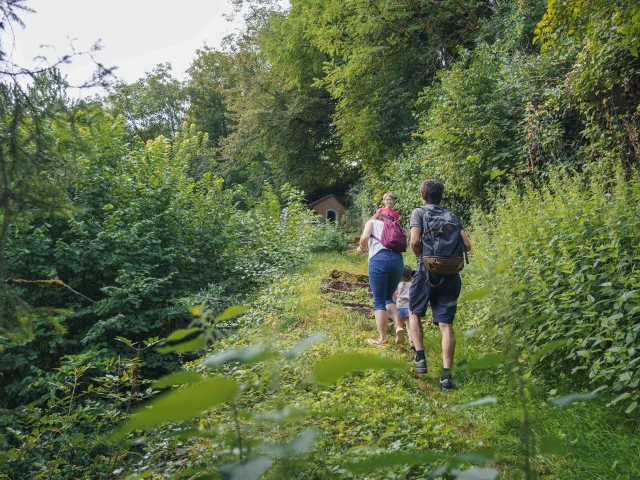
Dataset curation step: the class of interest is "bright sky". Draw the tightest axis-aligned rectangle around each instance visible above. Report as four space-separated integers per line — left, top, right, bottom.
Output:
5 0 241 94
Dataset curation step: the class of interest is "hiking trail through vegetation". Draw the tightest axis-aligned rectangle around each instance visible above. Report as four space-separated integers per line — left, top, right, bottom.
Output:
152 252 640 479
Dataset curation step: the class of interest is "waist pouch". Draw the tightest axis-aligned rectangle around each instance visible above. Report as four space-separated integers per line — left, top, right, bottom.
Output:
422 256 464 275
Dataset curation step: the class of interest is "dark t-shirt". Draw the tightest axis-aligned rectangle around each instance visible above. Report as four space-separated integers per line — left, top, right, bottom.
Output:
410 204 464 256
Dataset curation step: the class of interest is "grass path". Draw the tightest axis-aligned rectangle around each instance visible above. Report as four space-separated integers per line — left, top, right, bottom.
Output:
190 252 640 479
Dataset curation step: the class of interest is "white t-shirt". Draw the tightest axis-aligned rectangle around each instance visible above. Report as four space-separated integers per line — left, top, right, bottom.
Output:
368 220 387 259
395 281 410 308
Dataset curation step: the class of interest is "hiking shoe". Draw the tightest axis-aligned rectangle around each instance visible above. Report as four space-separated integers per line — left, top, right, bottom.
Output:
395 328 406 345
440 375 457 392
413 358 427 374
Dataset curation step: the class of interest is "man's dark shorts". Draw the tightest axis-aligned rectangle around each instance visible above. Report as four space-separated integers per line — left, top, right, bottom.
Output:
409 265 462 325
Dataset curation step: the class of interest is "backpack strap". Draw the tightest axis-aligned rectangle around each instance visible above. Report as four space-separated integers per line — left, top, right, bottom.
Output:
370 219 383 245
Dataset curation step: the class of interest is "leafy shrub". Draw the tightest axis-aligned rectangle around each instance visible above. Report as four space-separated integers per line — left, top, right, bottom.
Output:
470 168 640 413
0 352 151 480
1 117 345 407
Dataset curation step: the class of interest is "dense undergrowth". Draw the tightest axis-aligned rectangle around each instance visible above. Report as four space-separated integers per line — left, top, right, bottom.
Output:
0 115 344 407
7 253 634 479
470 169 640 414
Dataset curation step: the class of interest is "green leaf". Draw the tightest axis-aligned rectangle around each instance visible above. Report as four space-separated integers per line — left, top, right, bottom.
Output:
216 306 248 321
115 336 134 347
625 401 638 414
453 396 498 410
220 456 273 480
114 377 237 439
457 288 491 304
531 339 567 363
540 433 566 456
313 353 405 384
461 354 502 371
156 337 206 354
165 327 201 342
346 452 446 471
607 392 631 407
549 392 597 406
152 371 203 389
205 345 271 367
524 315 548 327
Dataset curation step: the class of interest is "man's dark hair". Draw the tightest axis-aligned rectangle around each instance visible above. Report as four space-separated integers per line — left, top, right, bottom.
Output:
420 179 445 204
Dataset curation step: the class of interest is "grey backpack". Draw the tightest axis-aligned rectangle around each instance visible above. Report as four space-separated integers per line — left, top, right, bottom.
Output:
420 205 468 275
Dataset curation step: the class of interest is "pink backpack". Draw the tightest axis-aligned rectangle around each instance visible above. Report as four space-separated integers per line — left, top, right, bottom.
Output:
371 215 407 253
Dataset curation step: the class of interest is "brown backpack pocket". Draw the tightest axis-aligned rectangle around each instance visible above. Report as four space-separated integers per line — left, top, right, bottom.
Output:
422 256 464 275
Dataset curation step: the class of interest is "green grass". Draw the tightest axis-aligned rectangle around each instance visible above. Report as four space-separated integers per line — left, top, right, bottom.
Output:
177 252 640 479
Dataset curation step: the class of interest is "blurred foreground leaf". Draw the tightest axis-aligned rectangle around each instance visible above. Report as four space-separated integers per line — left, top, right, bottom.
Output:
283 333 326 358
461 354 502 371
114 377 237 439
216 306 248 321
530 339 567 363
453 396 498 410
346 452 446 471
452 467 500 479
219 455 273 480
165 327 200 342
540 433 566 456
156 337 206 354
549 392 597 406
458 288 491 304
313 353 405 384
205 345 271 367
152 371 203 389
260 429 318 456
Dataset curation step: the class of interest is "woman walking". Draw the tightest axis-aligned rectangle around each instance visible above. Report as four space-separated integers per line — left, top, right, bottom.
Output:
359 212 405 345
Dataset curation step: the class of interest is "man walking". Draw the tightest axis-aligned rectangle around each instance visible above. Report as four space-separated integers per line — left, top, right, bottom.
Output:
408 180 471 392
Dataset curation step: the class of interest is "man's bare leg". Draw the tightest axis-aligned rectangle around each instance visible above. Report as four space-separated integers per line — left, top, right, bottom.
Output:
439 323 456 390
409 312 424 351
439 323 455 368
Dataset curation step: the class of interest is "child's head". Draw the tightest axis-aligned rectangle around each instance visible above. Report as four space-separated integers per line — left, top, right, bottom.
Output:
402 265 412 281
383 192 394 208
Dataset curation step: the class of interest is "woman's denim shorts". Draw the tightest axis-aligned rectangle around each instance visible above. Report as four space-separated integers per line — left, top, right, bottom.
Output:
368 249 404 311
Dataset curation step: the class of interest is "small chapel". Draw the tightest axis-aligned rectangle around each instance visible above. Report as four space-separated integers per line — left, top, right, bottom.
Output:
309 194 346 223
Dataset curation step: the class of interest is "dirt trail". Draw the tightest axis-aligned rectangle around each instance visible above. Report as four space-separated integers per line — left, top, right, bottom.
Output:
321 269 372 316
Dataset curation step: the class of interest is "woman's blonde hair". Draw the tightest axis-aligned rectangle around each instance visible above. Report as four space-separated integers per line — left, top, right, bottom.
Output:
369 211 385 221
383 192 394 200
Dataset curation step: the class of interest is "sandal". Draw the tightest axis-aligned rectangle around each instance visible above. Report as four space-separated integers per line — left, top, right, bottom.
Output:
367 338 388 347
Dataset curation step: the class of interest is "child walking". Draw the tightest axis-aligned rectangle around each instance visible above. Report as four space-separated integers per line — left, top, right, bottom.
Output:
394 266 412 346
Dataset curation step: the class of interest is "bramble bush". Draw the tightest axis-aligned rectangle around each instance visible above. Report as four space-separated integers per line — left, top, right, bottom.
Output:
470 168 640 414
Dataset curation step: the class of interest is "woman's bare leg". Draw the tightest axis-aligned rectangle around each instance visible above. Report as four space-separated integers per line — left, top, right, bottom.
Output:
386 303 405 344
370 309 389 343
